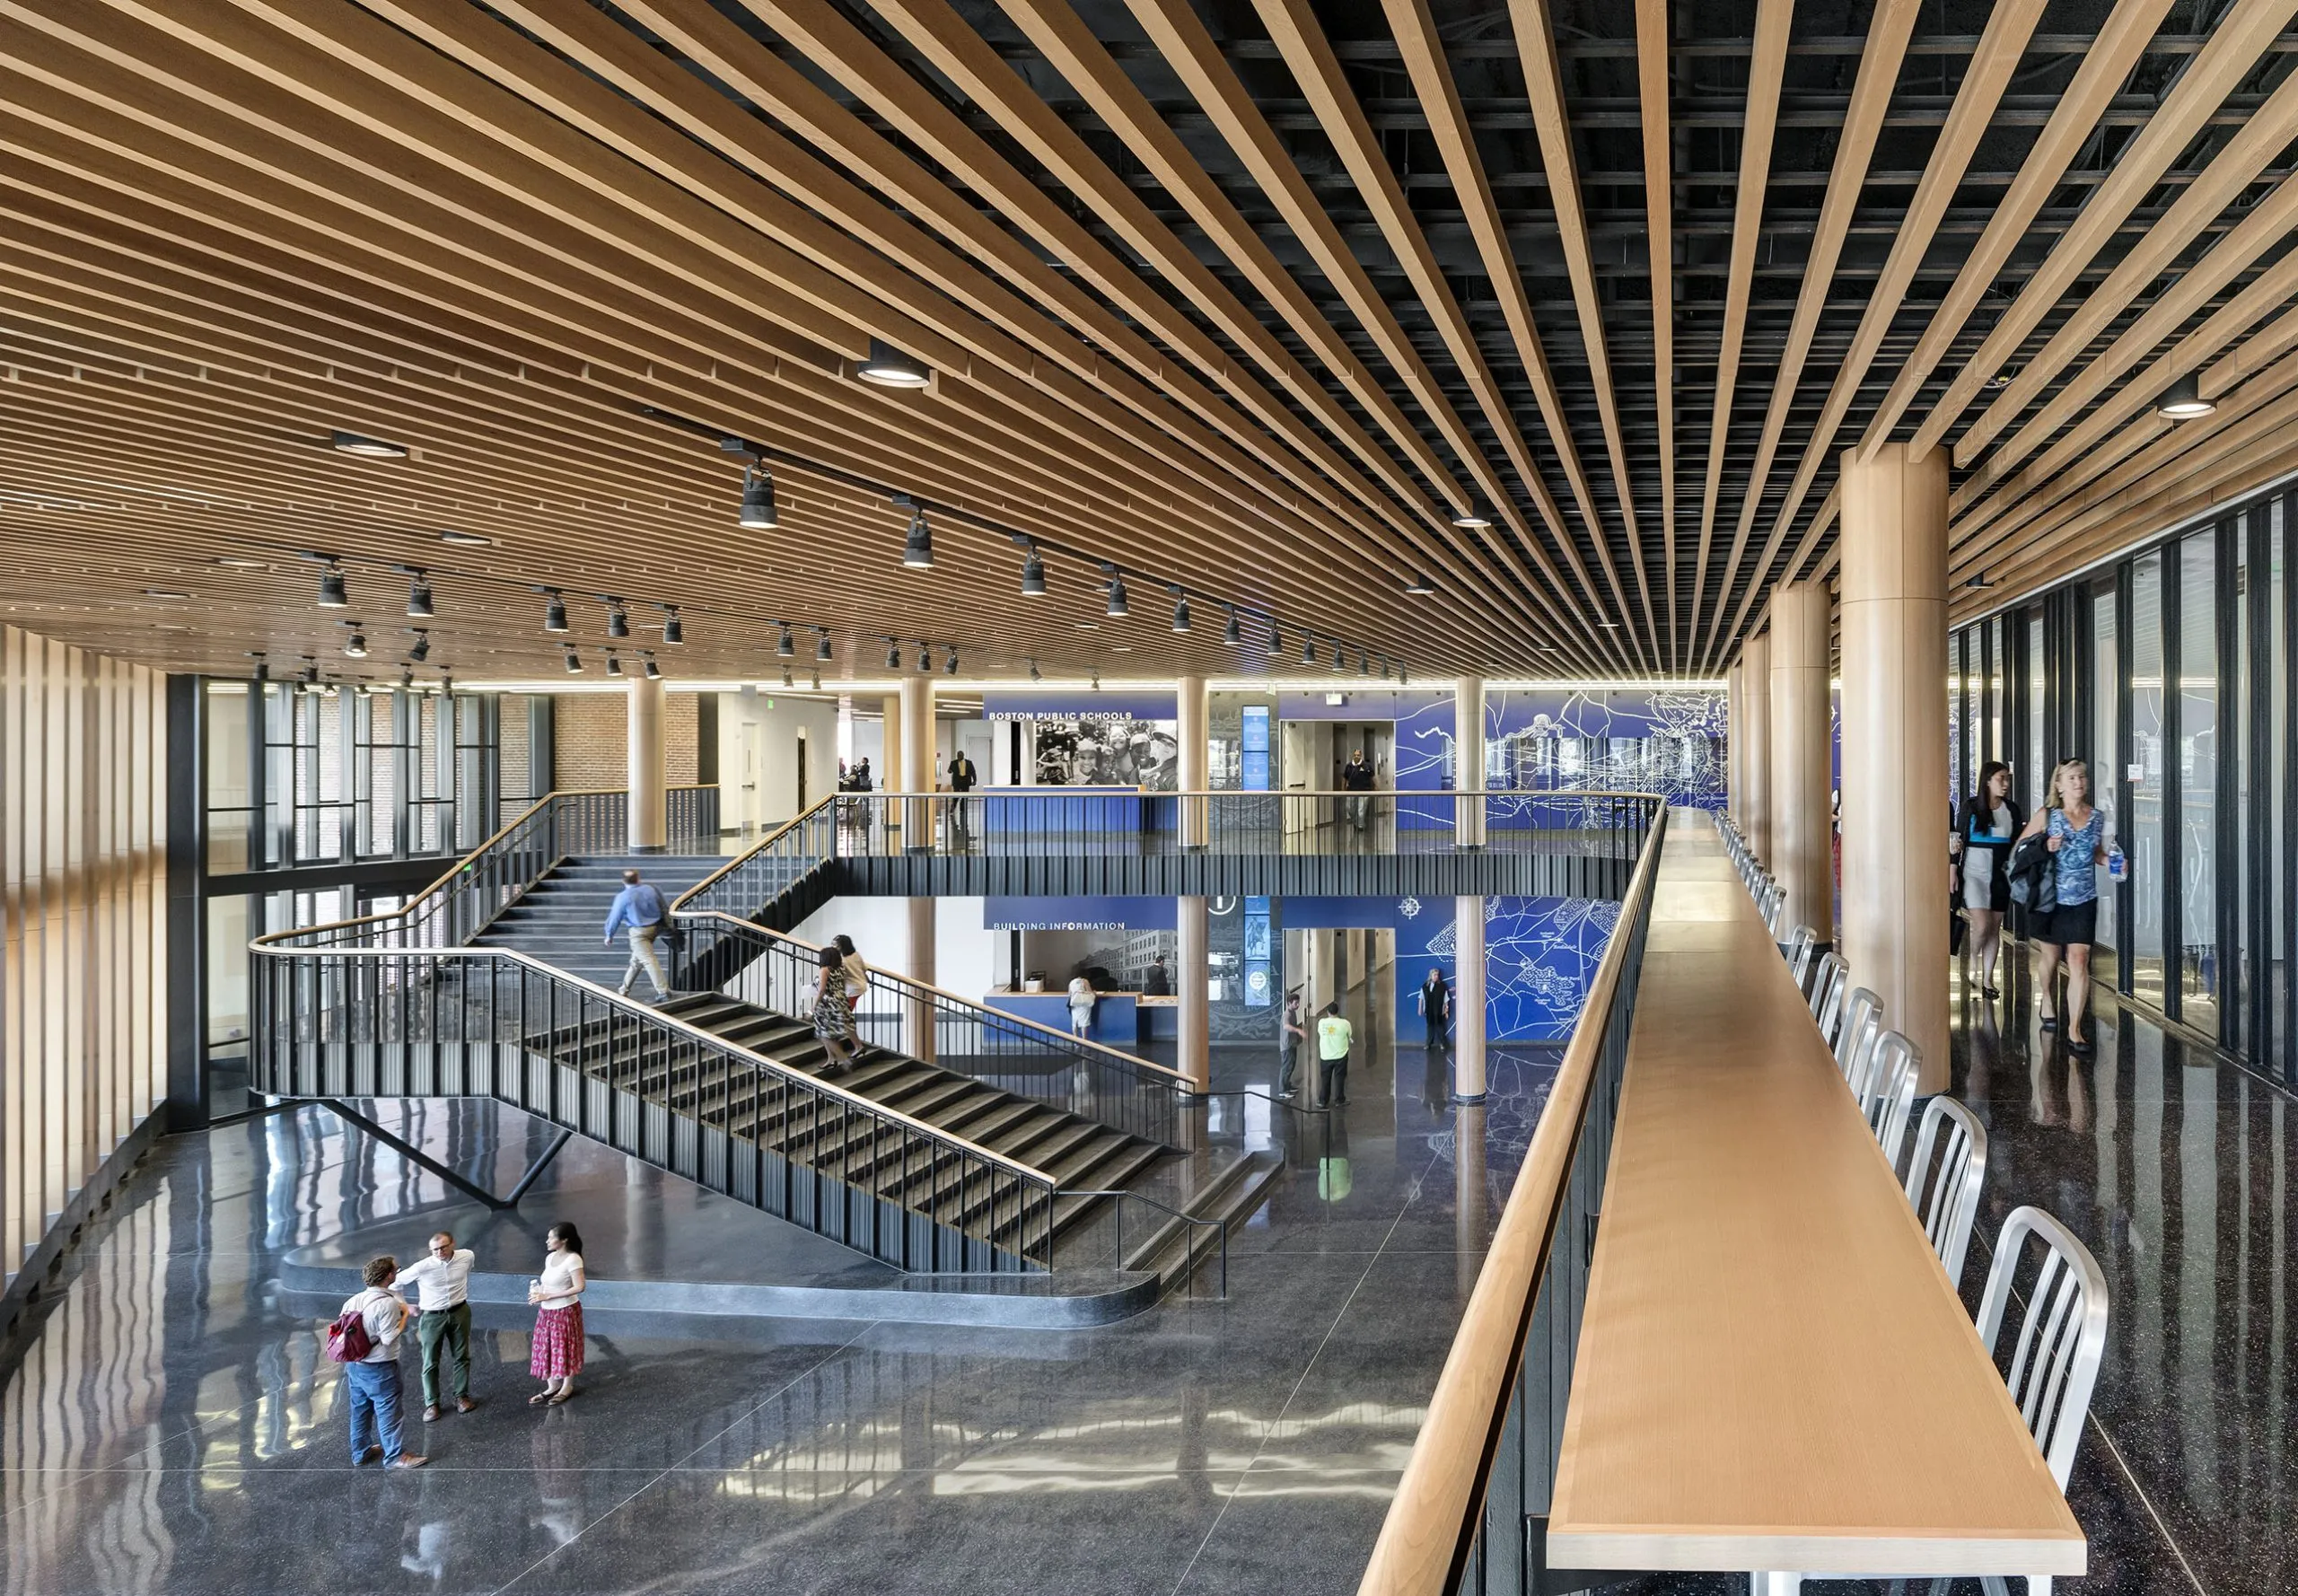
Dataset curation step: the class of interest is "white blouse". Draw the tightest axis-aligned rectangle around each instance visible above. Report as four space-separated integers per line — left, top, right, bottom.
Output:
537 1250 585 1311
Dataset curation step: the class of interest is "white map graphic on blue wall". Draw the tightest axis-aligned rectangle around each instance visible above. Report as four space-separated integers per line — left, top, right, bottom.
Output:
1402 895 1618 1041
1394 687 1729 810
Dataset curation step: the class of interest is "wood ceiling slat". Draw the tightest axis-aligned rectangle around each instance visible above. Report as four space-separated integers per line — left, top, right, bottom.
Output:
1023 0 1595 658
603 0 1480 591
1952 67 2298 469
1698 0 1920 672
1715 0 2047 654
1635 0 1675 667
1241 0 1609 656
1907 0 2298 462
1685 0 1790 654
1379 0 1641 668
1511 0 1658 663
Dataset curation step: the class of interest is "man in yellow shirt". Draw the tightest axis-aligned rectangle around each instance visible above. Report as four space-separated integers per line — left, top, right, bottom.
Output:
1314 1003 1354 1107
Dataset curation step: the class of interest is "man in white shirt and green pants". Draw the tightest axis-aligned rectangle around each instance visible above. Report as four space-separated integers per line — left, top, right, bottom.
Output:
395 1230 479 1422
1315 1003 1355 1107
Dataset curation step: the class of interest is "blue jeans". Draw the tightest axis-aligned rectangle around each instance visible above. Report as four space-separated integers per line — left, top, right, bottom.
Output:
346 1358 407 1463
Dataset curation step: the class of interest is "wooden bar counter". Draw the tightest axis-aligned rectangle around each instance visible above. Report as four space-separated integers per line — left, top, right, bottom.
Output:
1545 819 2085 1580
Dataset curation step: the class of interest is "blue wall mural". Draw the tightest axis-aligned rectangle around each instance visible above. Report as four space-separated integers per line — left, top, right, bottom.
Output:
1393 687 1731 810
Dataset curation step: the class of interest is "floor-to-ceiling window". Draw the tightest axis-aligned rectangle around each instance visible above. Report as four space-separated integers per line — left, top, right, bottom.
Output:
1951 479 2298 1085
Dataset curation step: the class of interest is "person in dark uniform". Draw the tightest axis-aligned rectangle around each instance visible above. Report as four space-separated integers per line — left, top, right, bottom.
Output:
1417 966 1452 1051
1143 954 1172 996
946 750 978 846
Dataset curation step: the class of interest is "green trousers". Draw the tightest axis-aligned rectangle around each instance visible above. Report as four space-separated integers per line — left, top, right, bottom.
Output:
417 1302 471 1407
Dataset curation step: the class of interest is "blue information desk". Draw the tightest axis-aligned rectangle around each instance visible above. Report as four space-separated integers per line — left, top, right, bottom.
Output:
986 990 1177 1047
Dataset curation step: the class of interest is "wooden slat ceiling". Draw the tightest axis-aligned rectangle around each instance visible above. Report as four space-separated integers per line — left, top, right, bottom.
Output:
3 0 2296 686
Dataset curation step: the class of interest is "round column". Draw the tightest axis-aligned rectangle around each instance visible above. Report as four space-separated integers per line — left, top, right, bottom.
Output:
899 676 934 852
1769 582 1835 945
1453 896 1487 1101
1741 629 1772 865
1178 894 1210 1093
1453 676 1486 846
627 675 667 853
1840 442 1950 1094
905 895 936 1063
1178 674 1209 847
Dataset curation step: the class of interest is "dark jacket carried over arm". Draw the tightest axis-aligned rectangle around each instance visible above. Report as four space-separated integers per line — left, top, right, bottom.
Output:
1952 794 2026 912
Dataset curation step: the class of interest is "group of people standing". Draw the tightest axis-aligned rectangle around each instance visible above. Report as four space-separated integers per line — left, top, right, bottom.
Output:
1951 756 2114 1054
331 1222 589 1470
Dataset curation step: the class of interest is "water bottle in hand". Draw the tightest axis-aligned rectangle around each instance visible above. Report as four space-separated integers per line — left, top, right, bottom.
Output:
2108 843 2127 882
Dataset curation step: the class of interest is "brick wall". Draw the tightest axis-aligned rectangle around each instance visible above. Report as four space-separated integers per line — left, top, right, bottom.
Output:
551 690 699 788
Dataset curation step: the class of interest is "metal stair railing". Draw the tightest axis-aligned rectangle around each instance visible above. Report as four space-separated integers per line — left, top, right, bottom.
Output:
674 909 1195 1150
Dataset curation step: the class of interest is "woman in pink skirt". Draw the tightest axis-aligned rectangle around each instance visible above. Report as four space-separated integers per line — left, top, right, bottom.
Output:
526 1222 587 1406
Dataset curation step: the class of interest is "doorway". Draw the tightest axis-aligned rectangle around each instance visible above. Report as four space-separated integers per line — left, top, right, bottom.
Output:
739 721 764 837
795 727 809 817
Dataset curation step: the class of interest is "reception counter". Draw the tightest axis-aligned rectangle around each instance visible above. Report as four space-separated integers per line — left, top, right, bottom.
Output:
985 989 1177 1047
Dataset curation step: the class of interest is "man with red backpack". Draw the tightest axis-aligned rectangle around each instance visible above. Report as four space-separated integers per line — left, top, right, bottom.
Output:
329 1256 428 1469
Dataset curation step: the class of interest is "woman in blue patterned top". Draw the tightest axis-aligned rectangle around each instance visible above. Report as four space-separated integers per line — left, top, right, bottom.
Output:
2013 758 2110 1054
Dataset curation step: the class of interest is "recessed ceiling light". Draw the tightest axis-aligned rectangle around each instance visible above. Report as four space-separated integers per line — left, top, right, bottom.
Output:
856 338 932 389
213 556 268 569
144 587 189 600
438 530 494 548
2154 372 2215 420
1451 505 1492 530
1074 619 1099 630
1112 644 1132 653
153 622 191 632
329 430 408 459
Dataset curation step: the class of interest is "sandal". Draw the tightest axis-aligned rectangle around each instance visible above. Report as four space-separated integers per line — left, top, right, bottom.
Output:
1981 984 2000 999
529 1391 552 1407
548 1390 576 1406
2039 1014 2057 1031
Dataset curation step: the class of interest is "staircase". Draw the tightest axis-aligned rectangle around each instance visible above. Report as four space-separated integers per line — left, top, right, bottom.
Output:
470 855 724 987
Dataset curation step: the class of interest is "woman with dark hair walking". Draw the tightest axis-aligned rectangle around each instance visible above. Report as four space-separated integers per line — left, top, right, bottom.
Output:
810 944 859 1074
1951 760 2023 999
526 1222 587 1407
2014 758 2111 1054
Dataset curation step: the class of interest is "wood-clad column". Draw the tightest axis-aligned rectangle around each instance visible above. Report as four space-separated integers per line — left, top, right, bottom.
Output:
627 675 667 853
1726 661 1744 829
1453 896 1487 1102
905 895 936 1063
1741 629 1772 865
899 676 934 852
1769 583 1835 945
1840 443 1951 1094
1178 673 1208 847
879 693 903 795
1178 894 1210 1093
1453 677 1486 846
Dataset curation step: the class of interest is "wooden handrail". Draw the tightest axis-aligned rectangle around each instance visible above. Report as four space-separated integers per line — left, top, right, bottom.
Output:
1354 799 1670 1596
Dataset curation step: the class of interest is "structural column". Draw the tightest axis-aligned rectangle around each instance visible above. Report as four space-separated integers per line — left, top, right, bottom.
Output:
1741 629 1772 865
879 693 904 794
899 676 934 852
1178 894 1210 1093
1726 661 1744 829
1840 443 1951 1094
1769 583 1835 945
1453 676 1486 846
1453 896 1487 1101
627 674 667 853
906 895 937 1063
1178 673 1208 847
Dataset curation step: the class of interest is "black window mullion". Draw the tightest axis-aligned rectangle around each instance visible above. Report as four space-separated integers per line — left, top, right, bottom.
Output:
2163 547 2184 1022
2246 504 2273 1067
2218 513 2241 1052
2118 561 2136 996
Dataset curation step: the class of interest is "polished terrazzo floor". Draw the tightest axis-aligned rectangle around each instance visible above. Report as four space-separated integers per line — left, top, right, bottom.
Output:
0 1003 1553 1596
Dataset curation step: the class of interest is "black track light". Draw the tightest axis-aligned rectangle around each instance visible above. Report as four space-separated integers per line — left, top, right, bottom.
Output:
857 338 932 389
399 667 415 690
607 601 630 640
1358 648 1369 677
1019 539 1048 597
662 605 684 645
543 590 568 633
409 630 431 664
1266 621 1283 657
739 461 778 530
1301 630 1315 666
1028 658 1042 682
643 653 662 680
816 628 833 662
406 570 434 618
1405 572 1438 596
916 642 932 673
249 652 268 683
944 646 959 675
607 653 624 677
1103 566 1129 618
886 637 901 670
1224 606 1242 645
343 627 369 659
1331 640 1345 669
782 665 794 688
1399 665 1410 686
563 647 583 675
439 672 454 696
809 670 821 691
777 622 794 659
317 563 348 609
1171 587 1191 633
902 509 934 570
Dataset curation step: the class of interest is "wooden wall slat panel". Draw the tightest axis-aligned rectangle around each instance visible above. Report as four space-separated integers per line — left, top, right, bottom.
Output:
0 623 167 1293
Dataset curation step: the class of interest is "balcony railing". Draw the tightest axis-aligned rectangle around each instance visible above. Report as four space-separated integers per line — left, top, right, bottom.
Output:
1355 800 1668 1596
